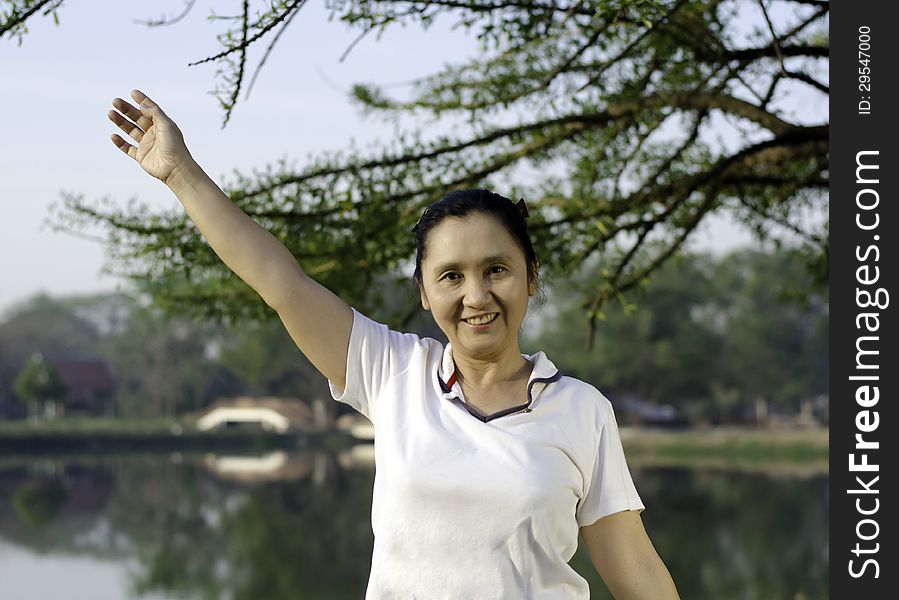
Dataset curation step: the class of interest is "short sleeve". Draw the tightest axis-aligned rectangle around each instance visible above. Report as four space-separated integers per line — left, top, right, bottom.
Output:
576 395 645 528
327 307 422 422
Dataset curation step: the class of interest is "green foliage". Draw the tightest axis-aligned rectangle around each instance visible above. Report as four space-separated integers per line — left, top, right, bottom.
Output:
0 0 65 44
525 247 827 422
216 316 327 399
11 479 69 527
30 0 827 342
95 296 245 418
13 353 67 412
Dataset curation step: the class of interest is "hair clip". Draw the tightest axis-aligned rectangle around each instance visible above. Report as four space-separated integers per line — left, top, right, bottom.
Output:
516 198 530 219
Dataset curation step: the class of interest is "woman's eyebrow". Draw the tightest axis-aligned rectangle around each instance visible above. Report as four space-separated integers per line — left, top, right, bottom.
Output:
432 254 513 274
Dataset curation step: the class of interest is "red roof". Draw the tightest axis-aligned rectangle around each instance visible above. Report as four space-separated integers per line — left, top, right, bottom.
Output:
46 357 115 395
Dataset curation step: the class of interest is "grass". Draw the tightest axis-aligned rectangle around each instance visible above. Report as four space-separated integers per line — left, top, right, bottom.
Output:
0 416 188 435
0 415 315 460
620 426 828 474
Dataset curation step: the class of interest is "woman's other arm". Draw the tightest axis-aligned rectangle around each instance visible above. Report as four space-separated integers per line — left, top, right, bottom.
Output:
108 90 352 390
580 510 680 600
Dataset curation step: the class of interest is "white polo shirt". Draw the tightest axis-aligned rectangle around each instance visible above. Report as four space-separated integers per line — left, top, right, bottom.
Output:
329 308 644 599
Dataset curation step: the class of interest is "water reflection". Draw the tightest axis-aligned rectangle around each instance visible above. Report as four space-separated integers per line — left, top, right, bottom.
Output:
0 449 826 599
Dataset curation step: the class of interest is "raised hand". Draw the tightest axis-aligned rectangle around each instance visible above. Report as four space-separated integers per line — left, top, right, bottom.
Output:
108 89 193 186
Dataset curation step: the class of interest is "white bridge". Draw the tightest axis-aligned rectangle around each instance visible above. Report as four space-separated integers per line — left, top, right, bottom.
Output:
195 396 324 433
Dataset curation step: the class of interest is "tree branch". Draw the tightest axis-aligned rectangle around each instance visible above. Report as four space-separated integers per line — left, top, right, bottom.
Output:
134 0 197 27
187 0 306 67
0 0 62 38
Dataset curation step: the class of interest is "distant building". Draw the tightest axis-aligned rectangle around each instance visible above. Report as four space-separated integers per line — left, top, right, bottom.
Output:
45 355 117 417
0 396 26 420
614 393 688 428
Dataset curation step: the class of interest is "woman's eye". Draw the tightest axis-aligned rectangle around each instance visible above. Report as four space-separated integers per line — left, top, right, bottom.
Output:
489 266 506 274
443 272 461 281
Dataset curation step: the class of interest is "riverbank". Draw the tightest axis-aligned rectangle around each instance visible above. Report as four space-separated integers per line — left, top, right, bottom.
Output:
0 417 347 455
1 419 828 466
620 425 828 475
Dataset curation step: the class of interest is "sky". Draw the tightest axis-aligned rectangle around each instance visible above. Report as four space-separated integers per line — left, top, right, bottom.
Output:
0 1 826 319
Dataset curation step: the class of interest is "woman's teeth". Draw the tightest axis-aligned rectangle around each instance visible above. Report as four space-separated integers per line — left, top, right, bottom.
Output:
465 313 497 325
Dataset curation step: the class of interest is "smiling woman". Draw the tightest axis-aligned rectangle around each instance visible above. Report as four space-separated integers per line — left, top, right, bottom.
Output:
324 189 679 598
412 192 540 415
107 90 678 599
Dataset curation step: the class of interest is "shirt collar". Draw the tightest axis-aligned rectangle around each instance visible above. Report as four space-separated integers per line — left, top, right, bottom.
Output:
437 341 561 396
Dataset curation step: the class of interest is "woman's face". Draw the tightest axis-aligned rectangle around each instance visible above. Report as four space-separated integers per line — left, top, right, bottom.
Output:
418 212 536 362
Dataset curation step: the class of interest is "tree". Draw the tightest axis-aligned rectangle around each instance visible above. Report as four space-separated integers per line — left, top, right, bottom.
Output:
0 293 102 400
13 352 68 418
526 247 827 423
215 316 329 399
711 247 828 419
21 0 826 342
96 296 245 417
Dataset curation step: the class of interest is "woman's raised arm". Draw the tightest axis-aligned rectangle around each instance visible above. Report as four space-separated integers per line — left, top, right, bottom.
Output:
108 89 353 390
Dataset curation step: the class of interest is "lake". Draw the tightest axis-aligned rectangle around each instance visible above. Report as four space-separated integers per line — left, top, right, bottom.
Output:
0 447 827 599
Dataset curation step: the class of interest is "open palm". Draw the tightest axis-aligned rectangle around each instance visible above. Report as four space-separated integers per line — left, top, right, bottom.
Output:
108 89 191 185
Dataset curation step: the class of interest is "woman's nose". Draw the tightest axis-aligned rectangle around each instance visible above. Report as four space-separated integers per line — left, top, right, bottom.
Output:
463 278 491 306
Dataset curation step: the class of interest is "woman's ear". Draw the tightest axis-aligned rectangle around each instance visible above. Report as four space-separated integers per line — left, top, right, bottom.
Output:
419 285 431 311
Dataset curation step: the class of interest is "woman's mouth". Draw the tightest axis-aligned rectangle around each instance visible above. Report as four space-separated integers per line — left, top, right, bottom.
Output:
463 313 498 326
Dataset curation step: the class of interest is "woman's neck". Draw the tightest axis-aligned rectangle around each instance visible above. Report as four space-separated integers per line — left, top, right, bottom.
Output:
452 348 533 388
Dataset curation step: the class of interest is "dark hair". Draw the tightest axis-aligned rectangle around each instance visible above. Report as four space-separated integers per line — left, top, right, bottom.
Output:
412 189 542 303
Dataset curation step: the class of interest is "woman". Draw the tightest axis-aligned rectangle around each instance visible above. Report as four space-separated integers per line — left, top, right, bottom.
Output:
108 89 679 599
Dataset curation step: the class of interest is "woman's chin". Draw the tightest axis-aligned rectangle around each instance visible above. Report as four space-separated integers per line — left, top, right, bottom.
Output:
454 329 513 356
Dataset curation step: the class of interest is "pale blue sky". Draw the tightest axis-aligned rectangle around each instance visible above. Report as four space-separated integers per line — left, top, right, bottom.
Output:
0 1 826 318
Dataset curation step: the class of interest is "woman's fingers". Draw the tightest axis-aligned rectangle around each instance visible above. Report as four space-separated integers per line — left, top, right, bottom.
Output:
131 89 166 119
108 108 144 141
112 97 150 129
110 133 137 160
130 88 150 105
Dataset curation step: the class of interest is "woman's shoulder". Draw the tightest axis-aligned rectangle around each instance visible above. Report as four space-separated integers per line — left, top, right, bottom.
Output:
554 373 616 416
